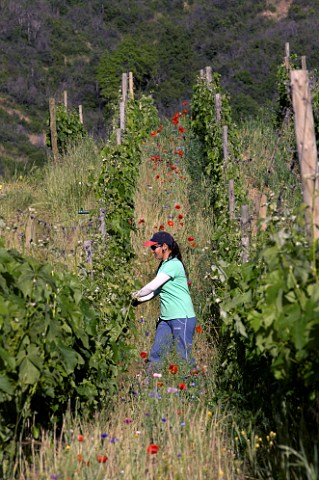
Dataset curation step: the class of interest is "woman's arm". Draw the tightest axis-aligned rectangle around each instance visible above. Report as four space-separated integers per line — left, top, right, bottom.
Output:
133 272 171 299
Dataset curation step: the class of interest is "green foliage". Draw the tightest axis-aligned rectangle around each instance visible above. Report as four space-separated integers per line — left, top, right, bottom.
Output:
209 215 319 477
97 36 158 115
191 73 243 210
0 247 126 475
97 96 159 243
46 106 87 153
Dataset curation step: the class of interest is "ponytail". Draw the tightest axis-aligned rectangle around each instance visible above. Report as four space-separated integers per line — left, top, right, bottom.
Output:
155 240 188 278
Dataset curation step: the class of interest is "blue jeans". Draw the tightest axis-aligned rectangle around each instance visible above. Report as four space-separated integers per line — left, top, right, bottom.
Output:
149 317 197 366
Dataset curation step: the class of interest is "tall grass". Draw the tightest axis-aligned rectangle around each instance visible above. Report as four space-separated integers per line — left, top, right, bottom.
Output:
0 138 101 269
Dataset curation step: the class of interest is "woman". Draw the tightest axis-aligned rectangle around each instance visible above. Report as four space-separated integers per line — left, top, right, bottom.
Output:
132 231 196 366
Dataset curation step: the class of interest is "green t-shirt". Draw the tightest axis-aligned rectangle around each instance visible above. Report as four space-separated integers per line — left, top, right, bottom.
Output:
157 257 196 321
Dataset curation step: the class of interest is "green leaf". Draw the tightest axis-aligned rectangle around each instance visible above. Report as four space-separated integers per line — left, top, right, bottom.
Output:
19 358 40 385
0 375 15 395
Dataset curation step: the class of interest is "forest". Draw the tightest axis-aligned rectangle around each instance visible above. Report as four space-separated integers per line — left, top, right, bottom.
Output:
0 0 319 174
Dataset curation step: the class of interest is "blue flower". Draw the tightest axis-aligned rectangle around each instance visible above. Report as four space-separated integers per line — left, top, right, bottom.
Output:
161 418 167 422
101 433 108 439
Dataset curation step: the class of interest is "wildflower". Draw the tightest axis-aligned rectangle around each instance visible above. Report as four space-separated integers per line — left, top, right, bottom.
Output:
151 156 155 161
65 445 70 450
151 131 157 136
183 109 188 114
178 126 185 133
140 352 147 359
180 422 186 426
101 433 108 439
180 222 184 227
78 434 84 442
207 411 212 416
196 326 202 333
191 242 196 247
155 175 160 179
153 373 162 378
168 364 178 374
188 236 194 241
138 218 145 224
168 220 174 227
147 444 159 454
135 431 141 436
124 418 133 424
178 214 184 219
182 101 188 105
159 225 165 231
167 387 178 393
187 280 192 285
157 382 164 387
175 204 181 209
97 455 108 463
161 418 167 422
178 383 186 390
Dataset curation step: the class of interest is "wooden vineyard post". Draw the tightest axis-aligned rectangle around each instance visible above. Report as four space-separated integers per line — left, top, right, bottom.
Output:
99 208 106 237
129 71 134 99
122 72 128 104
223 125 228 166
229 179 235 221
116 128 122 145
259 193 267 232
301 56 307 70
83 240 93 277
79 105 83 124
49 97 58 163
215 93 222 124
291 69 319 242
284 42 290 70
25 211 36 249
205 66 212 86
63 90 68 110
120 102 125 131
241 205 250 263
199 69 205 79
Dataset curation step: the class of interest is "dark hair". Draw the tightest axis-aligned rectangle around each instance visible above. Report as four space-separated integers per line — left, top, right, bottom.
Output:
155 239 188 277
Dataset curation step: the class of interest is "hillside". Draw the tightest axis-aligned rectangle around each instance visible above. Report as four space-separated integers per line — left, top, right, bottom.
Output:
0 0 319 175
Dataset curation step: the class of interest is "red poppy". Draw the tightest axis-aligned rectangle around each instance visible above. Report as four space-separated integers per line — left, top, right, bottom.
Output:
178 383 187 390
180 222 184 227
151 131 157 136
191 242 196 247
178 214 184 219
196 326 202 333
183 109 188 114
151 156 155 161
171 166 176 170
156 155 161 159
159 225 165 231
97 455 108 463
168 364 178 374
178 127 185 133
138 218 145 224
188 236 194 241
178 151 184 157
128 220 132 225
147 444 159 454
168 220 174 227
78 435 84 442
154 225 158 229
175 205 181 210
140 351 147 359
155 175 160 179
157 382 164 387
182 101 188 105
187 280 192 285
